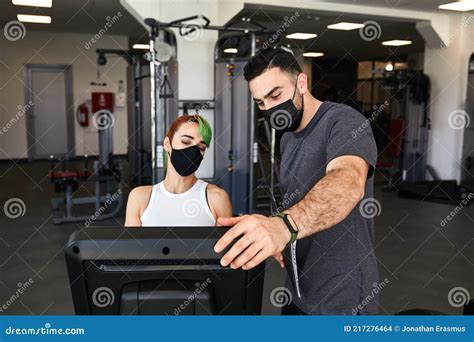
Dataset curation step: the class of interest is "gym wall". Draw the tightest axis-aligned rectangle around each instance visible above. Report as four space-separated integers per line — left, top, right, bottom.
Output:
0 31 129 160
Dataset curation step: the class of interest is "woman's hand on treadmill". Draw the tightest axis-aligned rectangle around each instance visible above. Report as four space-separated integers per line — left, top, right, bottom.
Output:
214 215 290 270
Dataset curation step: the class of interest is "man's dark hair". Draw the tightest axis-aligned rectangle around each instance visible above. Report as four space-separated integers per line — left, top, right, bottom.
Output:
243 48 303 82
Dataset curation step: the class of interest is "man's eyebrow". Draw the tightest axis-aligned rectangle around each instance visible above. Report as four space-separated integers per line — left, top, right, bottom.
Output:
253 86 281 102
181 134 206 145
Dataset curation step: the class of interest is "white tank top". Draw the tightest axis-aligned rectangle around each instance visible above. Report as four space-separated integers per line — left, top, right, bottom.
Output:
140 179 216 227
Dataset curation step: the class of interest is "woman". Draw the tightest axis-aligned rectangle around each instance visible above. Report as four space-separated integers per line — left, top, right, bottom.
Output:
125 114 232 226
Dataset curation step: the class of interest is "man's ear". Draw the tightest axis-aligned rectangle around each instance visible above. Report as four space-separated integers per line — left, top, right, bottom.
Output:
297 73 309 96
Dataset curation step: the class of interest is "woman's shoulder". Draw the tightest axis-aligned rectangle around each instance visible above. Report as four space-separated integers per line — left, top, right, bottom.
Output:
130 184 154 195
203 182 232 218
205 182 228 197
207 183 229 203
128 185 154 208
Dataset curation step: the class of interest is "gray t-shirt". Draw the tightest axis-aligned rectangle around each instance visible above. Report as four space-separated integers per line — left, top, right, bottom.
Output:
279 101 379 315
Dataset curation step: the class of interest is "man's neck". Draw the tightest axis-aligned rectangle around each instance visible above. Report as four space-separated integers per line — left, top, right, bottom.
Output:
295 95 322 133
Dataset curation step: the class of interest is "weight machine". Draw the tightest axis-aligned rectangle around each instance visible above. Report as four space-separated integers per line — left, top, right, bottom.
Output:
48 111 123 225
142 15 280 215
380 70 471 203
382 70 437 184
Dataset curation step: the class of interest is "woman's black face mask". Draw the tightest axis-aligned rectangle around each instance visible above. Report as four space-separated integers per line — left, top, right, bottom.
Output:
263 81 304 132
169 143 204 176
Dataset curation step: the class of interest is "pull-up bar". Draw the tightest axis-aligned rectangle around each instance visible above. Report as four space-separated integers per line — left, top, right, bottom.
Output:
146 14 276 38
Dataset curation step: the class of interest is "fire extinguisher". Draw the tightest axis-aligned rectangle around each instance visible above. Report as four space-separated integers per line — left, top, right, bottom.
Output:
76 103 89 127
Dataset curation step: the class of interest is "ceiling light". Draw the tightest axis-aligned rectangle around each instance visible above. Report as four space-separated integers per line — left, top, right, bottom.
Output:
394 62 407 69
303 52 324 57
12 0 52 7
223 48 238 53
385 62 394 71
327 22 365 30
382 40 412 46
17 14 51 23
439 1 474 11
132 44 150 50
286 33 317 40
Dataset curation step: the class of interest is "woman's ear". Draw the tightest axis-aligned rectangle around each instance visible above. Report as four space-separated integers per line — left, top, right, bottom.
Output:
164 136 171 154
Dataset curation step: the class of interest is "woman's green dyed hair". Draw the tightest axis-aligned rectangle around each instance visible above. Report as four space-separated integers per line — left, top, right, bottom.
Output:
196 116 212 147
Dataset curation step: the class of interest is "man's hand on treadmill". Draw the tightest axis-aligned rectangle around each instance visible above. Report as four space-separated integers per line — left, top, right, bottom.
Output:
214 214 290 269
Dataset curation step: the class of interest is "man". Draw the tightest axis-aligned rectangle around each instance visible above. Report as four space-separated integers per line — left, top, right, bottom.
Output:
214 48 379 315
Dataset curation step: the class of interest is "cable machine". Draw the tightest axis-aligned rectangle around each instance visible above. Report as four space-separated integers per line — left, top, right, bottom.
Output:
142 15 279 215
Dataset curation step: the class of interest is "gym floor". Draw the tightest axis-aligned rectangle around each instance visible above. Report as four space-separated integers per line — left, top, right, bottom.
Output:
1 159 471 315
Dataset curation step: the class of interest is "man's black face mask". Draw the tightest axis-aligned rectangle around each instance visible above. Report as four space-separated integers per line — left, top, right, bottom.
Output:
263 81 304 132
169 144 203 176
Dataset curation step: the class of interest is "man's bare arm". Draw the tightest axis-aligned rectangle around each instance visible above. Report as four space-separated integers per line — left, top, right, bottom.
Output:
286 155 370 239
214 155 371 270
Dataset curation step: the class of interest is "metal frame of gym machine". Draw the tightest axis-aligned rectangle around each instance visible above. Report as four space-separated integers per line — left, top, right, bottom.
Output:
143 15 279 215
48 49 152 225
49 110 123 225
382 70 439 184
461 54 474 189
213 28 284 215
121 32 179 186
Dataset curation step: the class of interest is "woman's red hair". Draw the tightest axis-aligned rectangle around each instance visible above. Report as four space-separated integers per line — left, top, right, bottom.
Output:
166 114 211 146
